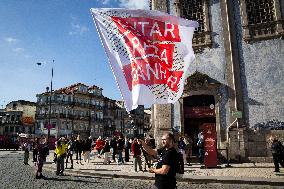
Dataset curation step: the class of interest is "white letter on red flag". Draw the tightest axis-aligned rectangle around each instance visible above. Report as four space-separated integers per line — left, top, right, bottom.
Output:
91 8 198 111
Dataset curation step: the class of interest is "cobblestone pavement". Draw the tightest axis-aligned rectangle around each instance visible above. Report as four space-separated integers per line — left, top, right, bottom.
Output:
0 151 283 189
43 150 284 180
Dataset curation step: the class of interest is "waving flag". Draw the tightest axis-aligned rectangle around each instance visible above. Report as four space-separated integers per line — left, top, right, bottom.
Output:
91 8 198 111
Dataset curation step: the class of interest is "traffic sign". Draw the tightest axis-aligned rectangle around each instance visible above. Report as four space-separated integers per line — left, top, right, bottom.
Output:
232 111 242 118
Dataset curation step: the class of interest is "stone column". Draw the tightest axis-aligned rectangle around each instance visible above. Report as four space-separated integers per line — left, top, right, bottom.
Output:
153 104 172 147
228 127 249 162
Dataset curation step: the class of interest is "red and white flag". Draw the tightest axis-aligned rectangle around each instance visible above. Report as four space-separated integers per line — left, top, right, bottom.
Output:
91 8 198 111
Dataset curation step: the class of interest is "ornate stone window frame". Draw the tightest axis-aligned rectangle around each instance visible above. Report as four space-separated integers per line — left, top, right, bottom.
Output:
240 0 284 42
174 0 213 52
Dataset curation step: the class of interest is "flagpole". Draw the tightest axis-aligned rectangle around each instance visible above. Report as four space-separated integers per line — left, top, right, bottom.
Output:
47 60 54 144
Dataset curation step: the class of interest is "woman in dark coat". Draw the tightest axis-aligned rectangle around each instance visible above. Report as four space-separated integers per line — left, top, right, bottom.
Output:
36 137 49 179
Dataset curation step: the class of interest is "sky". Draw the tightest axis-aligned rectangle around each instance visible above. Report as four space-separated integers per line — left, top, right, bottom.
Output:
0 0 150 107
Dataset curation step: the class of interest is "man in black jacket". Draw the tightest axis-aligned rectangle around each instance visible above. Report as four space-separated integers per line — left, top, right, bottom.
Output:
270 136 284 172
140 132 178 189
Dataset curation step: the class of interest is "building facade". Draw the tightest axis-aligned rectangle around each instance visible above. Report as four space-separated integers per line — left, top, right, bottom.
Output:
114 101 128 135
151 0 284 161
114 101 145 138
103 97 116 137
144 108 152 135
0 100 36 139
35 83 104 139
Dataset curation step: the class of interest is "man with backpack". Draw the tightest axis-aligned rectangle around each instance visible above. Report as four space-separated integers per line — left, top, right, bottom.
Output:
139 132 180 189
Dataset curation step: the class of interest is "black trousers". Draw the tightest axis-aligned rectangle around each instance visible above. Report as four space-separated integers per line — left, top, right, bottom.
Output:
56 156 64 175
125 149 129 162
33 149 38 162
272 153 281 172
66 153 73 168
76 150 82 162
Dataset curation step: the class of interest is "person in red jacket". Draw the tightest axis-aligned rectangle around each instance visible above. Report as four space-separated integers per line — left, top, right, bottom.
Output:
131 138 143 172
95 136 105 158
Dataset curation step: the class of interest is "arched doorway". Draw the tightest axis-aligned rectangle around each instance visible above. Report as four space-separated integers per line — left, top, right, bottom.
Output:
183 95 216 156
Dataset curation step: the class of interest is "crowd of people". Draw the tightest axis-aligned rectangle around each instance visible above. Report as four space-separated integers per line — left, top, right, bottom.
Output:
21 133 207 180
19 131 284 188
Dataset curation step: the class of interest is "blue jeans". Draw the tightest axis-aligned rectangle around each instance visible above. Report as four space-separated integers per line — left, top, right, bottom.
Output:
118 149 124 163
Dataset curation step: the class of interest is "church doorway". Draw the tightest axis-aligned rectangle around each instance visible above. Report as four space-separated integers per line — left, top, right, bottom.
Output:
183 95 216 156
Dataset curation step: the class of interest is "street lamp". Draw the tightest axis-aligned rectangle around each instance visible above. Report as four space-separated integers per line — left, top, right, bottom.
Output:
36 60 54 145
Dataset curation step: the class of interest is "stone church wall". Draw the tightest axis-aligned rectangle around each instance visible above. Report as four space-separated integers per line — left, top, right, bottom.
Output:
232 0 284 128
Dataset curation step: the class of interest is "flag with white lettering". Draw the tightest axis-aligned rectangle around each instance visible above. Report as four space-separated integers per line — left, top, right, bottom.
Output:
91 8 198 111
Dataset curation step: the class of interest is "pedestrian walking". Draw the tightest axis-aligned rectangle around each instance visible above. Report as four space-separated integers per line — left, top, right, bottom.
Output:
75 135 83 164
117 135 125 164
32 138 38 162
139 132 179 189
110 136 117 162
103 138 111 164
270 136 284 172
65 137 75 169
23 140 31 165
197 132 205 164
131 138 143 172
95 136 104 158
124 136 130 162
54 138 68 176
83 137 92 163
184 134 192 165
143 137 153 171
178 136 186 164
35 136 48 179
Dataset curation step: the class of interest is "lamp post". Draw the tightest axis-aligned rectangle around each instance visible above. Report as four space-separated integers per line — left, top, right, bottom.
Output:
37 60 54 145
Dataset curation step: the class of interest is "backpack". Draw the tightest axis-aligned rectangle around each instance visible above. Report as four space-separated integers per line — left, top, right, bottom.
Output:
271 141 282 154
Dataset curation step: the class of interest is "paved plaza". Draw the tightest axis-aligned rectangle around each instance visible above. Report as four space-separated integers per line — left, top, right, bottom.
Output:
0 150 284 189
41 151 284 185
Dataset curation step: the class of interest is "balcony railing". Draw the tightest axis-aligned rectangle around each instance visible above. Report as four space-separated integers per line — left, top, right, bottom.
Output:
243 20 284 42
37 100 104 110
192 31 213 53
35 113 106 122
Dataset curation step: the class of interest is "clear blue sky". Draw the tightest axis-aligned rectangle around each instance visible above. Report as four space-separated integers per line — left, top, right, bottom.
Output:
0 0 149 107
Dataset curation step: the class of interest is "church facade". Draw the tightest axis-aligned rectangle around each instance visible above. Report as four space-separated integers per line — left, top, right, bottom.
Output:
150 0 284 161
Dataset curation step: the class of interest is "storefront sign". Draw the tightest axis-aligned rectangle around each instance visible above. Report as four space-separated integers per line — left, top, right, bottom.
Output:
203 123 217 168
184 106 215 118
22 117 34 125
